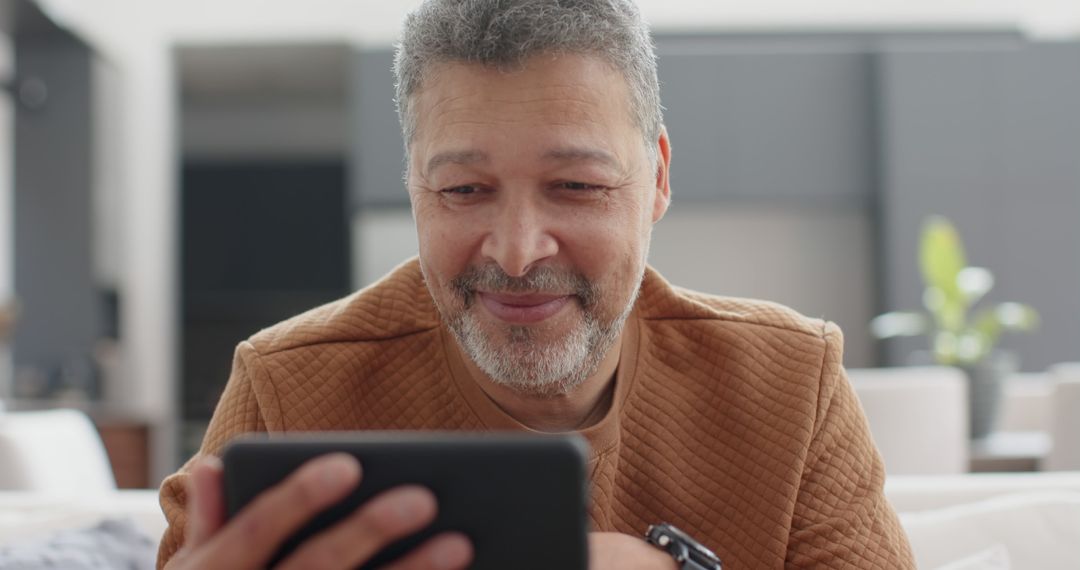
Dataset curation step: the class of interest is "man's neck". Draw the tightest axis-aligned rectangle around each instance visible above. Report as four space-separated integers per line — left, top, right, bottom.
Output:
455 336 623 433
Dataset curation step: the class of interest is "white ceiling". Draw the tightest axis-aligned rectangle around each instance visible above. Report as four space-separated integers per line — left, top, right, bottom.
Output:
36 0 1078 119
35 0 1080 54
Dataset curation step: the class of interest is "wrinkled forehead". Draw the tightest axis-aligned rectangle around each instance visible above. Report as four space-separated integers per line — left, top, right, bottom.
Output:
405 55 640 166
410 55 636 132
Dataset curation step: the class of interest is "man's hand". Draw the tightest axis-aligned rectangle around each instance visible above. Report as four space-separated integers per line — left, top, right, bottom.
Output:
165 454 473 570
589 532 678 570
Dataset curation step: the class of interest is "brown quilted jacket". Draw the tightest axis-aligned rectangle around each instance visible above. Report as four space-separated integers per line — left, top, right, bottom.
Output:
158 258 914 568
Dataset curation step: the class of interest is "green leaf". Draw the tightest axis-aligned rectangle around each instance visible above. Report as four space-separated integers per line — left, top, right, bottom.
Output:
933 331 960 365
955 331 987 364
919 216 968 317
995 302 1040 331
871 214 1039 365
971 308 1003 358
971 303 1040 353
957 266 994 305
870 312 931 339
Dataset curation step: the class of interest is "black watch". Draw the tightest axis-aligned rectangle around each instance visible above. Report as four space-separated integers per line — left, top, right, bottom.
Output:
645 523 723 570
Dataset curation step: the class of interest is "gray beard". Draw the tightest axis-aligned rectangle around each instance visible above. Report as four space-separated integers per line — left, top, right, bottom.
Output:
438 264 643 397
447 291 636 397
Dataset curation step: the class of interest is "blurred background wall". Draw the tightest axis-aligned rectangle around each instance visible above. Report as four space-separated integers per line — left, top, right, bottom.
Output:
0 33 11 402
1 0 1079 482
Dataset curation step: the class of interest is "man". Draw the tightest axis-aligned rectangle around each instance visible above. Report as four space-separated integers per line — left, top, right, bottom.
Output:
159 0 915 568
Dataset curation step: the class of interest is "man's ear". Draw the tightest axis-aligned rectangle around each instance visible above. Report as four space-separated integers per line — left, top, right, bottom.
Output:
651 126 672 224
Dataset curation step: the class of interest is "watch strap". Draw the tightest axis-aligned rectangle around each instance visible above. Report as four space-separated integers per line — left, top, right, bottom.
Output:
645 523 723 570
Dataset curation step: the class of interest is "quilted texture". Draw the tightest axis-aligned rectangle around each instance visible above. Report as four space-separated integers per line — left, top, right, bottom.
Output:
157 258 914 568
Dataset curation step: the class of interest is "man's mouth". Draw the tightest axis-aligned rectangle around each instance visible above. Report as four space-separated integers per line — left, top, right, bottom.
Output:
476 291 572 324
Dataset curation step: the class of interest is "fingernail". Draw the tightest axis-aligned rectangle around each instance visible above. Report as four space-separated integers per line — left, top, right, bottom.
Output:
202 456 223 471
396 493 425 522
319 454 360 487
394 487 434 523
431 534 471 570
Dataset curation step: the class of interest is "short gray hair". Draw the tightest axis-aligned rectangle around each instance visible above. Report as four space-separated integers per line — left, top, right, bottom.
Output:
393 0 662 158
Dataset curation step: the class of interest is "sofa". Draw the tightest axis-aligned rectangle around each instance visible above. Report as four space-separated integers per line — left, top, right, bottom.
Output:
3 409 1079 568
1 473 1078 569
849 364 1080 476
886 472 1080 568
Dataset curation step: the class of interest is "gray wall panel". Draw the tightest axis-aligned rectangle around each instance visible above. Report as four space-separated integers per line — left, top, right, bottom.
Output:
13 33 99 379
354 42 883 207
878 42 1080 370
878 48 1013 313
658 47 874 202
996 44 1080 370
350 49 406 208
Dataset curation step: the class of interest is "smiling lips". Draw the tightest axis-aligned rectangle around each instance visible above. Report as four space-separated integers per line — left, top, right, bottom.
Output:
477 292 572 324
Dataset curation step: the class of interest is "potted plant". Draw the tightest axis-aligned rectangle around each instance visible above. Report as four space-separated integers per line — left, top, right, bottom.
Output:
0 302 15 342
1 300 16 403
0 300 15 341
871 216 1039 439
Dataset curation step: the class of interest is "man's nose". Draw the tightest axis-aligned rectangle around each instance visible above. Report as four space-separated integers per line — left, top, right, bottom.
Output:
480 197 559 277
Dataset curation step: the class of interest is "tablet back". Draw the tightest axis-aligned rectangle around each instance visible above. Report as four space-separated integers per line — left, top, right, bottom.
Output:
222 432 589 569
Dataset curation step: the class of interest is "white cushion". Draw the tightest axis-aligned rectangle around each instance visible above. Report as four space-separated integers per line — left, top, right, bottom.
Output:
935 544 1011 570
886 472 1080 512
0 491 166 547
0 409 116 492
848 367 969 475
900 491 1080 570
1047 364 1080 471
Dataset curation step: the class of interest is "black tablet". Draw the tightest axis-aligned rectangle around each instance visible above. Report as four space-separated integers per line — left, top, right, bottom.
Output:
222 432 590 569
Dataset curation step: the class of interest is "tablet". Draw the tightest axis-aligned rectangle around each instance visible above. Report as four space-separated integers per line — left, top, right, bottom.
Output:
222 432 590 569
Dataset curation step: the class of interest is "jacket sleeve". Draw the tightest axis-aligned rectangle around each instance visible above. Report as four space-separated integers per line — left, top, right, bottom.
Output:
785 322 916 568
156 341 271 569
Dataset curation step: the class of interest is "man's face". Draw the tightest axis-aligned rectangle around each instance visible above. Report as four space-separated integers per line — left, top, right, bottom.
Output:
407 54 671 396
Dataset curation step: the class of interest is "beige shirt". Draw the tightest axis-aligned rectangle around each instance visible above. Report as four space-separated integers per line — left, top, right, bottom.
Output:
158 258 914 568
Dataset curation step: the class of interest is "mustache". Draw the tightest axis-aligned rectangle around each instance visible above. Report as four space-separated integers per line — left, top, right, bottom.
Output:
450 263 597 309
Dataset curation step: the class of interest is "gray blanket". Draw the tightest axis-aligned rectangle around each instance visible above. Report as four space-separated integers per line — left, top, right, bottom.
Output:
0 518 156 570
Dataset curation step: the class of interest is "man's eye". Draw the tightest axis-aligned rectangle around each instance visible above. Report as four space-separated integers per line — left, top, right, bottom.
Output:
441 185 477 195
559 182 604 191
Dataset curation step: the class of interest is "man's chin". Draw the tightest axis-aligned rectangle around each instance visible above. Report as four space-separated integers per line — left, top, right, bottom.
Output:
481 347 611 399
441 285 637 399
450 317 592 393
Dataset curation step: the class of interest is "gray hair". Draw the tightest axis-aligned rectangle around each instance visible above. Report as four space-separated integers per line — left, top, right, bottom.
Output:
393 0 662 160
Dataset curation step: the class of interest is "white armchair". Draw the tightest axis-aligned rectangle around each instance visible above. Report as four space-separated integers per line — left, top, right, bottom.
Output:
1046 364 1080 471
0 408 116 493
887 472 1080 569
848 366 969 475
